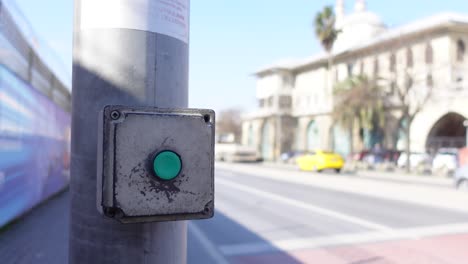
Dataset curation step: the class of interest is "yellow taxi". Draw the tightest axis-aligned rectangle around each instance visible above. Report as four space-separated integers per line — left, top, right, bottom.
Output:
296 150 345 173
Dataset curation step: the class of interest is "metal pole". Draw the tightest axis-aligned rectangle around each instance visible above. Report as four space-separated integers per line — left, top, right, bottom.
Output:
70 1 189 263
464 120 468 147
466 126 468 147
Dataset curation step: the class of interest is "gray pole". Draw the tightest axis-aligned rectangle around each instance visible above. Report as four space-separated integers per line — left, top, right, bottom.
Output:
464 120 468 147
70 1 189 263
465 126 468 147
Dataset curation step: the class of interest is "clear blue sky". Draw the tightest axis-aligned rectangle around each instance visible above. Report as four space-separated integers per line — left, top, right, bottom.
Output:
13 0 468 112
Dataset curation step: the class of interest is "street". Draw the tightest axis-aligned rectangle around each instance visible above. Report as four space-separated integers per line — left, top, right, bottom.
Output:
2 163 468 263
189 163 468 263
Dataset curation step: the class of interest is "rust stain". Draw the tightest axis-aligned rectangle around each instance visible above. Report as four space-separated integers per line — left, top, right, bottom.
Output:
127 162 190 203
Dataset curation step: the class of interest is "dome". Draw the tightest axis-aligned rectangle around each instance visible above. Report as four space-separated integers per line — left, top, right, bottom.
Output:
333 0 386 52
333 2 387 52
341 10 385 28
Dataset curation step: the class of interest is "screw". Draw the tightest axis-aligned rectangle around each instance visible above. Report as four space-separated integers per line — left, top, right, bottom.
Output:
110 110 121 120
104 207 116 217
203 114 210 123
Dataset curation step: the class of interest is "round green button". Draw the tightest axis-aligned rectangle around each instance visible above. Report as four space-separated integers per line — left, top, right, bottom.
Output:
153 151 182 180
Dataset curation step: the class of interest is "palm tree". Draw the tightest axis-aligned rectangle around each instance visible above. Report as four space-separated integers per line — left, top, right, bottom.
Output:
333 75 385 153
314 6 339 57
314 6 339 73
314 6 340 149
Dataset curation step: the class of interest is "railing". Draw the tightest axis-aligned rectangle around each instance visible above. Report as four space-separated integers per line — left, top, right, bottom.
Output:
0 1 71 111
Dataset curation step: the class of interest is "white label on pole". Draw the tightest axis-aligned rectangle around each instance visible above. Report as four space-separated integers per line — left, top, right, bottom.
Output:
80 0 189 43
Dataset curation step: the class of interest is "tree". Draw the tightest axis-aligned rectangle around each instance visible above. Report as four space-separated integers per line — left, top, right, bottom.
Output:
314 5 340 149
392 71 433 172
217 108 243 143
333 75 385 154
314 6 339 59
314 5 340 84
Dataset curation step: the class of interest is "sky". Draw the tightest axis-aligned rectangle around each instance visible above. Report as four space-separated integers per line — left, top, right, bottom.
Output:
12 0 468 112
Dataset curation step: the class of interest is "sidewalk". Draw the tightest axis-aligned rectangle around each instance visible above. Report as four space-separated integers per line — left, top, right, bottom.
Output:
0 189 216 264
258 162 453 189
356 169 453 188
0 190 69 264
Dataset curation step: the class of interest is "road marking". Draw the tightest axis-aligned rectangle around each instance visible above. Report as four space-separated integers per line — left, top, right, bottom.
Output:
188 222 229 264
217 178 393 232
219 222 468 256
216 163 468 214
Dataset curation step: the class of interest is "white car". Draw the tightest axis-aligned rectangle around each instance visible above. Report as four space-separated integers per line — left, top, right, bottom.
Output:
432 149 458 176
215 143 259 163
397 152 430 170
454 165 468 191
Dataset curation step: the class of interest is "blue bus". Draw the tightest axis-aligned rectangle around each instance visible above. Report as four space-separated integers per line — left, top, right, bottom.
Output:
0 1 71 227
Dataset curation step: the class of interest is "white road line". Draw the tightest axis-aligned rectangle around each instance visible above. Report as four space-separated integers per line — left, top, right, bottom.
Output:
219 222 468 256
217 178 393 232
188 222 230 264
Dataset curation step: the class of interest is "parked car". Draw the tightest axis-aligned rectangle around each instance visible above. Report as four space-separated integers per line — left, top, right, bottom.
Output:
355 149 401 170
280 151 305 164
432 148 458 177
383 150 402 164
352 150 370 162
215 143 259 163
397 152 431 171
454 165 468 191
296 150 345 173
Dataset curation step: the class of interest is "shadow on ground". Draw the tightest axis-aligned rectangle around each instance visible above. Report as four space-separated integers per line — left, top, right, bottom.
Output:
0 190 300 264
189 211 301 264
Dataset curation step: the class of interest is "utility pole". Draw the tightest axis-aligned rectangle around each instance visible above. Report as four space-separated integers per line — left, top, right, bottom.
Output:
464 120 468 147
70 1 190 263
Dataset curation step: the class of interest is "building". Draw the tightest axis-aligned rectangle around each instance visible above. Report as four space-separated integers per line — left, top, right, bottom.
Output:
242 0 468 161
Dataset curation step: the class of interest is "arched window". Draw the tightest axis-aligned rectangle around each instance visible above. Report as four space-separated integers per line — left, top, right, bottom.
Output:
389 81 396 95
306 121 320 151
247 125 254 147
267 96 274 107
425 43 433 64
427 74 433 87
405 76 414 89
406 48 413 68
389 53 396 72
259 99 265 108
373 58 379 77
457 39 465 62
347 63 354 77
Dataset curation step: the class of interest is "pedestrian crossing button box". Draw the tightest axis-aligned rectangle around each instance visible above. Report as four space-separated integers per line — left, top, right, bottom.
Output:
97 105 215 223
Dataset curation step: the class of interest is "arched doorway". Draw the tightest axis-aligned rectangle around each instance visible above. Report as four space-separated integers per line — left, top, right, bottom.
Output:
306 121 320 151
426 112 466 150
261 120 273 160
333 124 351 157
247 124 254 147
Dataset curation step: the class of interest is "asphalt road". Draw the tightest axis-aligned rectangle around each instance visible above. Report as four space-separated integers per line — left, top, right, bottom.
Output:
188 167 468 263
1 164 468 263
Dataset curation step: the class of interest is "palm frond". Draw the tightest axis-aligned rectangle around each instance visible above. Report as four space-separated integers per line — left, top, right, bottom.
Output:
314 5 339 52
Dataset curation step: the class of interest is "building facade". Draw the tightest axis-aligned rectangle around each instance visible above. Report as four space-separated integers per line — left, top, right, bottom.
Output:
242 0 468 160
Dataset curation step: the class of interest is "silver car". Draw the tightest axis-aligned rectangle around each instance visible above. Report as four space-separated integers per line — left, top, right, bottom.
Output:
454 165 468 191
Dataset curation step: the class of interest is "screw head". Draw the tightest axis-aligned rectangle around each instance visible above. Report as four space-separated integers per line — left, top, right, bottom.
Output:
110 110 121 120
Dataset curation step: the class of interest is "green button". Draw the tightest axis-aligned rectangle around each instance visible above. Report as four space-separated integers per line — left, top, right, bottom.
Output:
153 151 182 180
